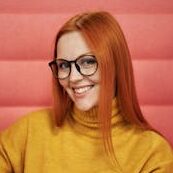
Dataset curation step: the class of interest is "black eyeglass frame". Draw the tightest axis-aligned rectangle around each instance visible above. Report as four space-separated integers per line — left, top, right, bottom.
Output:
48 54 98 79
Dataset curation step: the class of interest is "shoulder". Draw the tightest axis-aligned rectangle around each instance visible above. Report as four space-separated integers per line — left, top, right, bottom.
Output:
114 124 173 171
118 122 173 151
0 108 55 141
142 129 173 156
0 108 54 172
132 127 173 171
139 130 173 171
129 125 173 157
23 107 55 127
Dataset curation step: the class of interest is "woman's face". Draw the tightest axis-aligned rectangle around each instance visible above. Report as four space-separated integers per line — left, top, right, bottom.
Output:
57 31 100 111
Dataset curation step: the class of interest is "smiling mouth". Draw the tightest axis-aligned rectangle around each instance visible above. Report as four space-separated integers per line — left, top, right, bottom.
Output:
73 85 94 94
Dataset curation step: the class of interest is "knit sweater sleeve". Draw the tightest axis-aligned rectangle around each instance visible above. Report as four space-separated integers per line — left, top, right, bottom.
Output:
141 131 173 173
0 116 29 173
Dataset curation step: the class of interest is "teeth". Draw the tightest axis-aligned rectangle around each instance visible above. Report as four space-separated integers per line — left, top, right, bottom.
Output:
74 86 92 94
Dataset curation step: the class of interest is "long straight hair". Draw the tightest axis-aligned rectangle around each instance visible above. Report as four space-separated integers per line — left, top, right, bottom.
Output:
51 11 153 166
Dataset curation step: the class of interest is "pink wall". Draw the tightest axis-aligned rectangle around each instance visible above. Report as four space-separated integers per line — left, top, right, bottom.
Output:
0 0 173 145
0 0 173 13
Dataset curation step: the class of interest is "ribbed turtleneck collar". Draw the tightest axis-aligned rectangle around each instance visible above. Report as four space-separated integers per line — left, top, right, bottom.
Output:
67 98 123 138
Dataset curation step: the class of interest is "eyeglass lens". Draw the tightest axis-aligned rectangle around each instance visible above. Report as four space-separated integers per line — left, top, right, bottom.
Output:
50 55 97 79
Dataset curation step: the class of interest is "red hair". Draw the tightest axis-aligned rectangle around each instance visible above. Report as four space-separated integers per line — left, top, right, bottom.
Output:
51 11 152 166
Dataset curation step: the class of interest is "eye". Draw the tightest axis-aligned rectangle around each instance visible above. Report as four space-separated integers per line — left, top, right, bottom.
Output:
57 61 70 70
78 55 97 67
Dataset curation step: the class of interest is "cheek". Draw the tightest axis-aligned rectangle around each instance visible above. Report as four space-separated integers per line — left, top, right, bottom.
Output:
89 70 100 83
58 79 68 90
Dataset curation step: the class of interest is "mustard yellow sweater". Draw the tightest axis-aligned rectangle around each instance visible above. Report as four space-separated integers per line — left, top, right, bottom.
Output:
0 102 173 172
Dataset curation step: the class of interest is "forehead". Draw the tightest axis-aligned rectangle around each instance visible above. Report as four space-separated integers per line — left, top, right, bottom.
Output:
56 31 91 60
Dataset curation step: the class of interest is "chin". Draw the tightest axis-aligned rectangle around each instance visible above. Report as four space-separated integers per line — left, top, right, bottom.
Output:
75 102 96 111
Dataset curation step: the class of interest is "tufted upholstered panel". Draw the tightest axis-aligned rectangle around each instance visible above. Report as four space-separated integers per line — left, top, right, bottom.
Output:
0 1 173 147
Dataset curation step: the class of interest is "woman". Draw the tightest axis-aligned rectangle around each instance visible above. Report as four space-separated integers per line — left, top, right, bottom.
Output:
0 11 173 173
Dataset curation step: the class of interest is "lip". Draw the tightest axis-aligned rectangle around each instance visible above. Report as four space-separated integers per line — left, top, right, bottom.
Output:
72 85 94 89
72 85 94 98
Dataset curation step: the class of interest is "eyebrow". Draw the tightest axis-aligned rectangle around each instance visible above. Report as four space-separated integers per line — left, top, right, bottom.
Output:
56 52 94 60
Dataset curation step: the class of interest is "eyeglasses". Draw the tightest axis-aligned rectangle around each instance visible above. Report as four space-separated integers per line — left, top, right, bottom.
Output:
48 54 98 79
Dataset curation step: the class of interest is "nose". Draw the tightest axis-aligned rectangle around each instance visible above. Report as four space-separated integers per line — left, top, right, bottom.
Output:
69 63 83 82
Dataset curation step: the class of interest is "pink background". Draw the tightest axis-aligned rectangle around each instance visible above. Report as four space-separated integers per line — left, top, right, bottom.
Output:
0 0 173 145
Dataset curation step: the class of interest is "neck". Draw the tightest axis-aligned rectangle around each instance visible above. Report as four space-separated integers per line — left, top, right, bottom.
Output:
66 98 123 138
